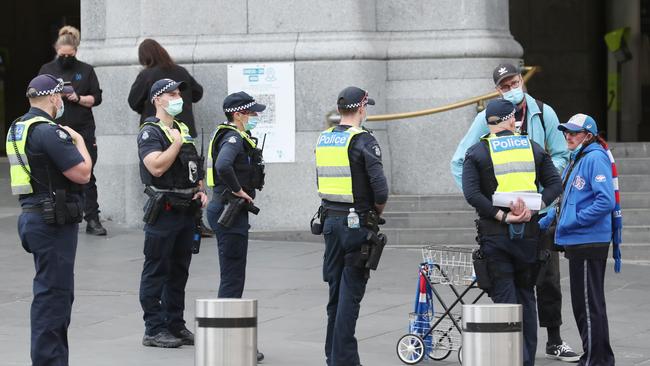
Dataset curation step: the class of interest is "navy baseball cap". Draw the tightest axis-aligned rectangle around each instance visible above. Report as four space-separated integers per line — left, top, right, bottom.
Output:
337 86 375 109
149 78 187 103
559 114 599 135
493 63 521 85
485 99 516 125
26 74 73 98
223 91 266 113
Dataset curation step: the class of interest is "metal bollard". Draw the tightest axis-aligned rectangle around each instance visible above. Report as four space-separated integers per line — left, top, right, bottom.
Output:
462 304 523 366
195 299 257 366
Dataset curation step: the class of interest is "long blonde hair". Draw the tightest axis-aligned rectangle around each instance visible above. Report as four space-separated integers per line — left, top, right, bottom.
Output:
55 25 80 50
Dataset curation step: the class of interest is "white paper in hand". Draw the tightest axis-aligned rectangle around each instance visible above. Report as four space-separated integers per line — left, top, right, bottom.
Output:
492 192 542 210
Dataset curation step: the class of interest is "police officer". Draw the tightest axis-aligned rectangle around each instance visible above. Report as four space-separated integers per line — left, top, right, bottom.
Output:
315 86 388 366
7 74 92 365
463 99 562 366
452 64 577 361
205 91 266 362
137 78 208 348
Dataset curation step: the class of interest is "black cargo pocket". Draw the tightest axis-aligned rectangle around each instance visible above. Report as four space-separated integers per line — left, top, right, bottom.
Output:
143 232 165 259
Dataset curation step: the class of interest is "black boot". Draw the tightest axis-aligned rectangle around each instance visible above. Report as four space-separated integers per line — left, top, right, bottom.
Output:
257 350 264 363
86 217 107 236
200 220 215 238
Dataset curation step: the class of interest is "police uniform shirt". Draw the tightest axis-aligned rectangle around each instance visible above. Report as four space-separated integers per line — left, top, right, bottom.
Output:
18 107 84 207
322 124 389 213
212 127 256 199
462 130 562 219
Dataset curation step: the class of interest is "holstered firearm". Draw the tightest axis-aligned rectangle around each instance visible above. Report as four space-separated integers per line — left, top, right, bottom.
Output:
217 191 260 228
359 210 387 271
143 186 165 225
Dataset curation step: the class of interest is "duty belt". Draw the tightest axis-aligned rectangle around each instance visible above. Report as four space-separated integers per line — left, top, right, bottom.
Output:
148 186 199 195
22 206 43 214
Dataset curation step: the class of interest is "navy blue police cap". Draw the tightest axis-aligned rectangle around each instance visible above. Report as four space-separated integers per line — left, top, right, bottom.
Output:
149 78 187 104
223 91 266 113
485 99 516 125
26 74 73 98
492 63 520 85
337 86 375 110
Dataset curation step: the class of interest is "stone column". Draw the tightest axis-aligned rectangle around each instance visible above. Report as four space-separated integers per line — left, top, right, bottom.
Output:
80 0 520 229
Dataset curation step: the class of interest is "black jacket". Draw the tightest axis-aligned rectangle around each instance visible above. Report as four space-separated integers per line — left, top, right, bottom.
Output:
462 131 562 220
39 58 102 137
128 65 203 137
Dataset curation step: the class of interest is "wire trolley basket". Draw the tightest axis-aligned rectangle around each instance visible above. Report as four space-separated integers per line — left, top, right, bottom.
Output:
422 245 475 286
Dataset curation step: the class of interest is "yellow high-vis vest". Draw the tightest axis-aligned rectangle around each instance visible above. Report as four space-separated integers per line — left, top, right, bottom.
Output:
483 133 537 192
315 126 367 203
141 119 194 145
206 124 257 187
6 117 56 195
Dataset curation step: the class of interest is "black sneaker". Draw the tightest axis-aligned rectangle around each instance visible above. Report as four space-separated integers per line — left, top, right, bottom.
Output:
257 350 264 363
171 327 194 346
546 341 580 362
142 330 183 348
86 218 107 236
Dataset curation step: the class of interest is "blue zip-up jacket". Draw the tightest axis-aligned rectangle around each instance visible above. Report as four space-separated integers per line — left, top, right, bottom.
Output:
450 93 569 190
539 142 616 245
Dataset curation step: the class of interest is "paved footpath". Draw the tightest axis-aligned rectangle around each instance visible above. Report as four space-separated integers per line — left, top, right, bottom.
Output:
0 211 648 365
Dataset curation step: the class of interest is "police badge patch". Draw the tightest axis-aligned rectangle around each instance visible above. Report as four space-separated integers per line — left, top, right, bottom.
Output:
228 136 237 144
372 145 381 157
141 131 149 141
56 129 68 140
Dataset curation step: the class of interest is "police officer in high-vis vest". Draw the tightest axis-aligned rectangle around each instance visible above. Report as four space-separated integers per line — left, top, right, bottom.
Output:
137 79 208 348
462 99 562 366
205 91 266 362
316 86 388 366
8 74 92 366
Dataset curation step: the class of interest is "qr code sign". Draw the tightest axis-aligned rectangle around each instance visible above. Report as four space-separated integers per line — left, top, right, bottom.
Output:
254 94 276 126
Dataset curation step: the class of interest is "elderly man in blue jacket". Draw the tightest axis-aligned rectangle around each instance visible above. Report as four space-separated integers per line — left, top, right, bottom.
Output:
450 63 577 362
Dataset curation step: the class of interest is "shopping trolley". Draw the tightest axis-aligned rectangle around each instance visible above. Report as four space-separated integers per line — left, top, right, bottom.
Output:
396 245 486 365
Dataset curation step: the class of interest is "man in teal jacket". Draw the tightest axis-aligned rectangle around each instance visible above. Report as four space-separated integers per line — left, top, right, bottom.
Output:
450 63 577 362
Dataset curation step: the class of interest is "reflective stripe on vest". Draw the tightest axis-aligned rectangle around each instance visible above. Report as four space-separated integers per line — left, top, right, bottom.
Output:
484 134 537 193
206 124 257 187
315 126 366 203
5 117 56 195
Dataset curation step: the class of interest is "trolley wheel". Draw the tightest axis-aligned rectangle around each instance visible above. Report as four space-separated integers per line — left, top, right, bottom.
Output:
458 346 463 364
428 333 452 361
396 334 425 365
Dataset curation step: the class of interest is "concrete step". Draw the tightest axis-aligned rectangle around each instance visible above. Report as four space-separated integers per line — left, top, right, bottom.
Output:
610 142 650 158
615 157 650 175
251 226 649 246
381 208 650 228
382 210 475 229
620 192 650 209
386 194 471 212
618 175 650 192
623 209 650 226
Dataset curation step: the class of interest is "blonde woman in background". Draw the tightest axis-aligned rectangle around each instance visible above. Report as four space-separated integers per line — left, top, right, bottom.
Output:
39 25 107 236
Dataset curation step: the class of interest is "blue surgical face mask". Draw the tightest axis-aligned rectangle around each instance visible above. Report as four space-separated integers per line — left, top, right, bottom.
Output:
245 116 260 130
54 96 64 119
164 98 183 117
502 86 525 105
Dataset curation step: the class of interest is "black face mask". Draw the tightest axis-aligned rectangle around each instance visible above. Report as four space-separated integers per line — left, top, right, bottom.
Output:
57 55 77 70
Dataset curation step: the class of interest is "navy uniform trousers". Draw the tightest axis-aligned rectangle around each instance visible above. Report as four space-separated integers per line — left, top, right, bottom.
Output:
139 209 194 336
207 198 249 298
322 215 369 366
18 212 78 366
568 256 615 366
481 233 538 366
